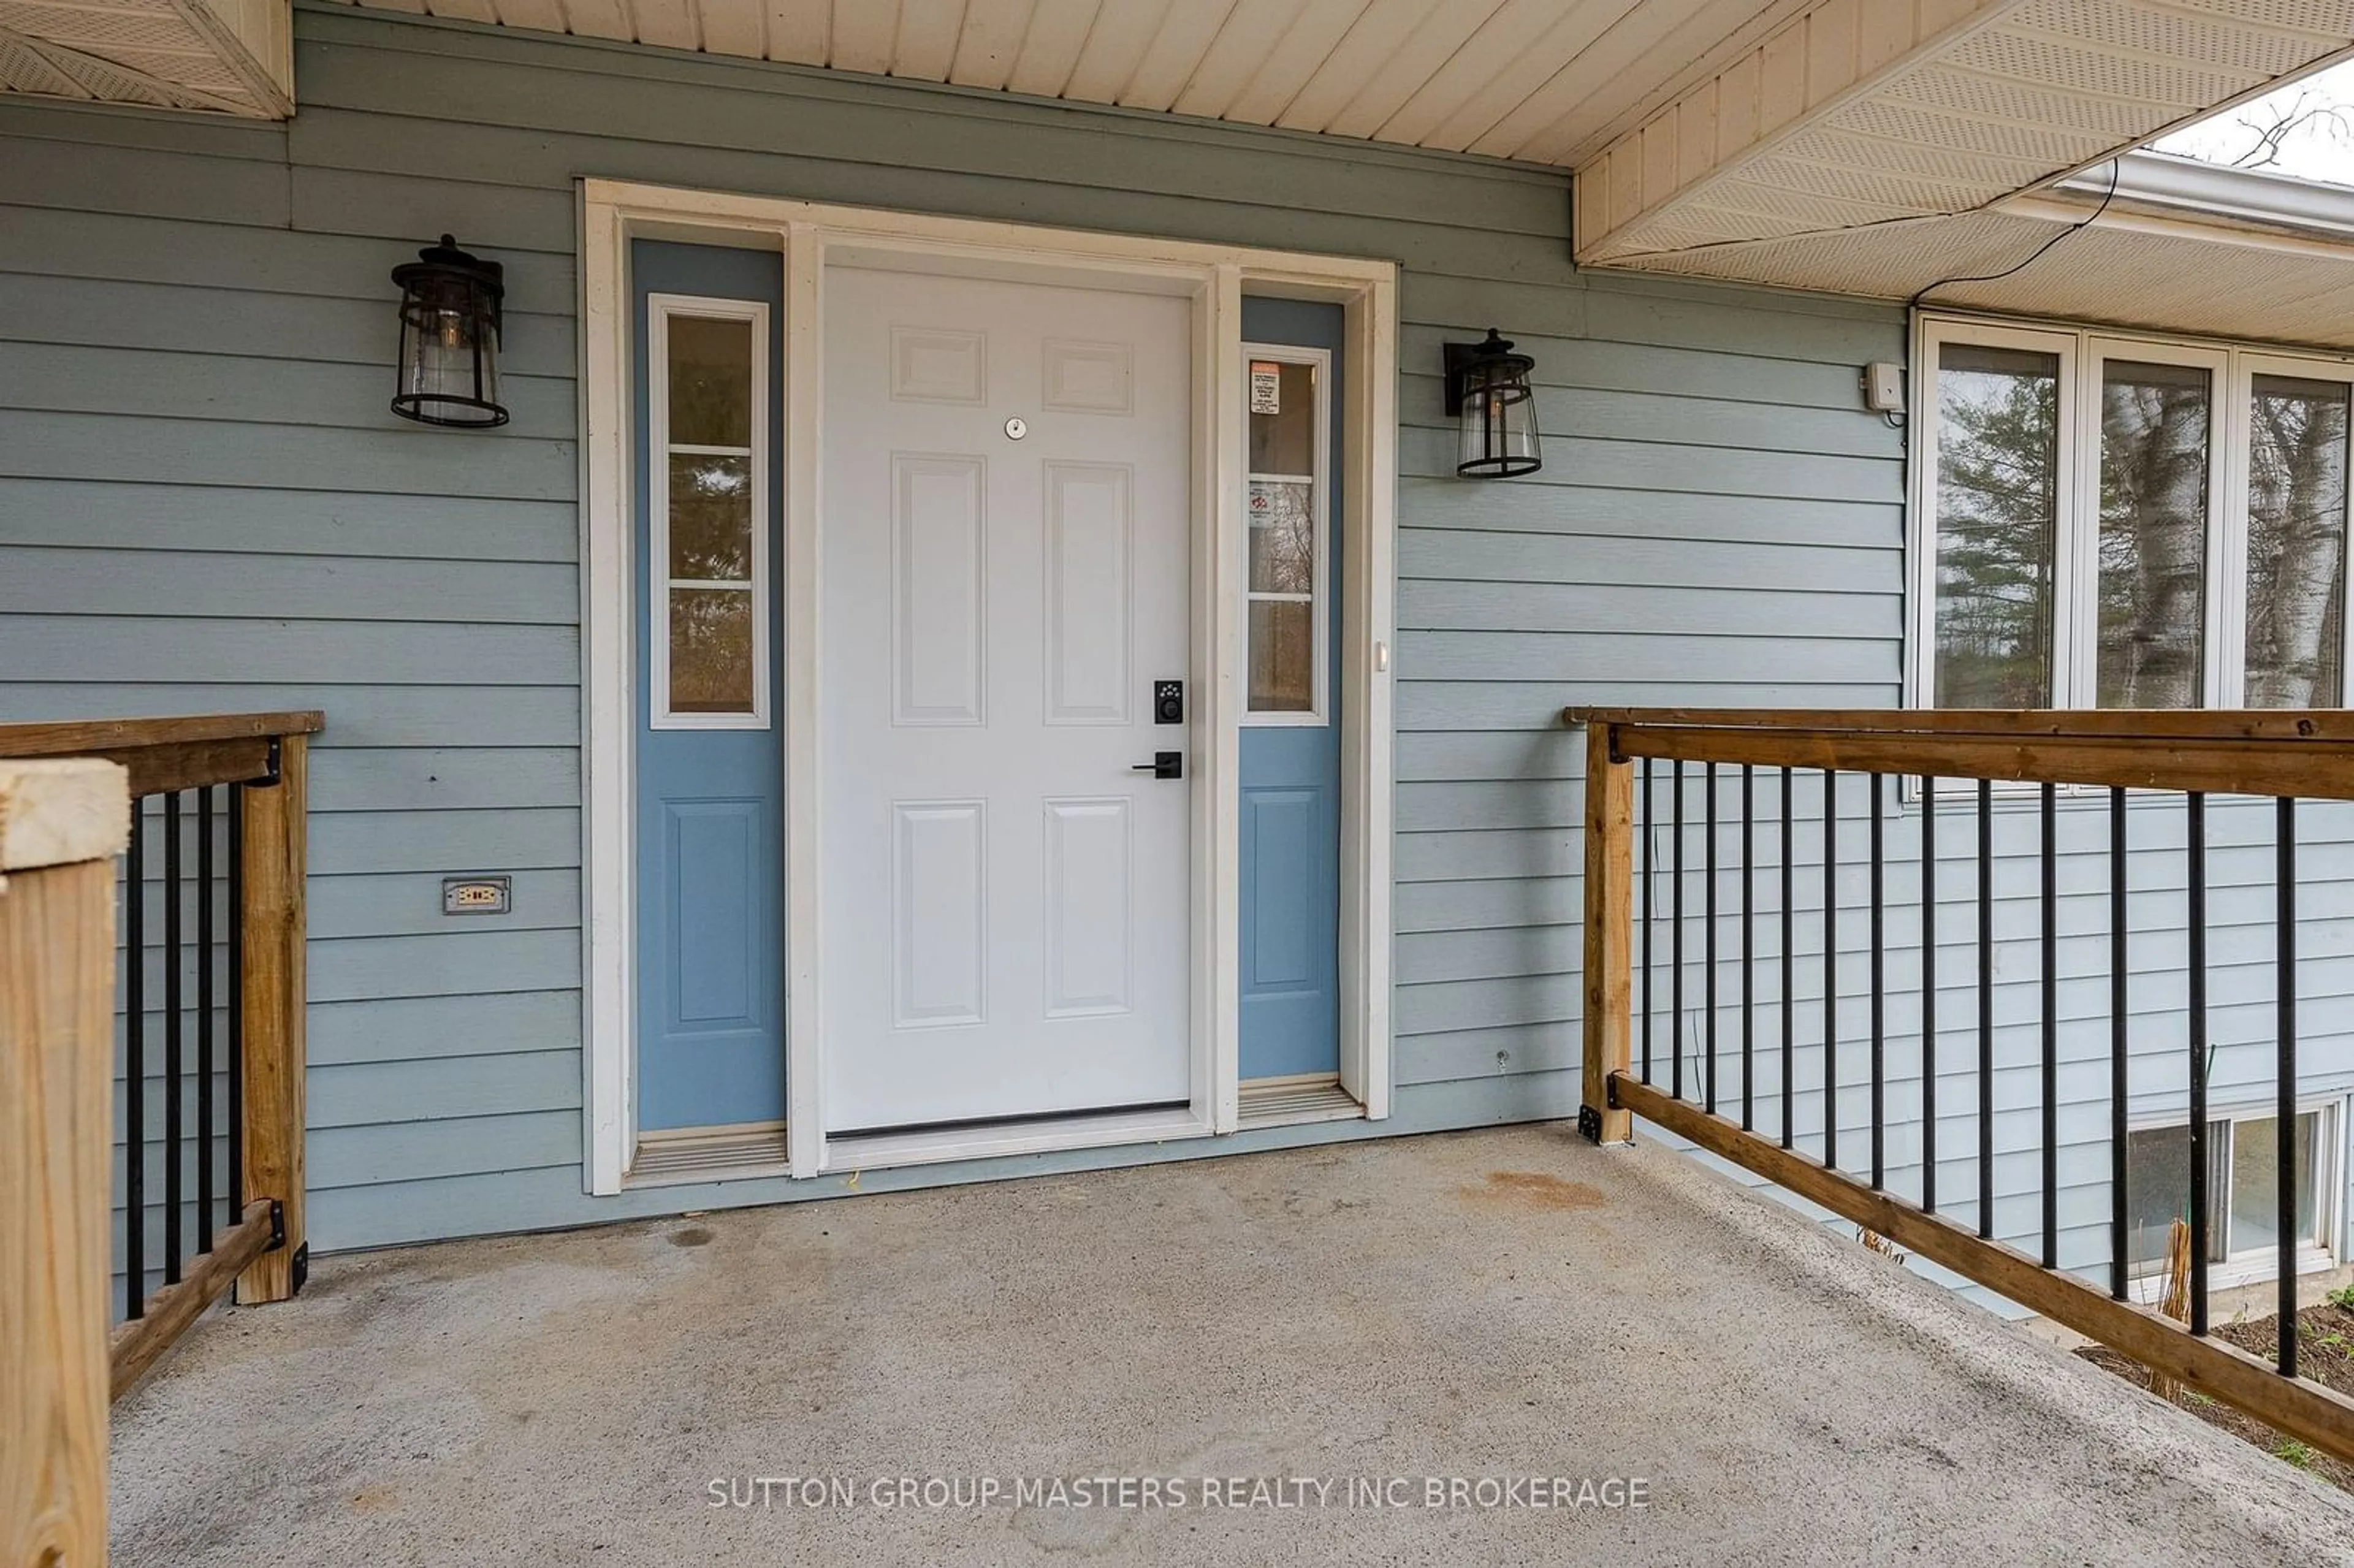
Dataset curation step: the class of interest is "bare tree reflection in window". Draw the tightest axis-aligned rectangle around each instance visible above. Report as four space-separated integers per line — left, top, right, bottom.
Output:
668 455 752 582
2245 375 2348 707
671 589 753 713
2098 361 2209 709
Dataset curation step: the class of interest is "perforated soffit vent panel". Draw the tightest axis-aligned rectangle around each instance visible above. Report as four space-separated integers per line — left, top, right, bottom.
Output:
1574 0 2354 266
0 0 291 117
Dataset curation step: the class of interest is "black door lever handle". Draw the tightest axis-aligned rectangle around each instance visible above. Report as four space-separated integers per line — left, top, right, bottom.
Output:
1131 752 1183 780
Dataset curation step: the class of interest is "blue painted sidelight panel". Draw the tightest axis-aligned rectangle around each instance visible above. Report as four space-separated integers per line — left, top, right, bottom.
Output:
631 239 787 1132
1238 297 1343 1081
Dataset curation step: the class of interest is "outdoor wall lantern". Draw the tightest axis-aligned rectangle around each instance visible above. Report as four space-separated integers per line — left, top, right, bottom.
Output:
390 234 508 428
1444 328 1541 478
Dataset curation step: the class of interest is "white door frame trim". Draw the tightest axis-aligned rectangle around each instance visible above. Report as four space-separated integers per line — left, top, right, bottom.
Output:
577 179 1397 1195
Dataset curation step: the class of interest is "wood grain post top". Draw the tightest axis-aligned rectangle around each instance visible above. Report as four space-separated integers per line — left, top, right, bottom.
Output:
0 759 129 872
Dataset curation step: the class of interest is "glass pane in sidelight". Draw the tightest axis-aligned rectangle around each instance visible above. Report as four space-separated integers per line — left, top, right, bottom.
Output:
1247 360 1318 476
1247 598 1314 713
2245 374 2349 707
1248 479 1315 595
1934 343 2060 708
669 588 755 714
668 314 754 449
2097 360 2209 709
668 454 753 582
2226 1111 2321 1258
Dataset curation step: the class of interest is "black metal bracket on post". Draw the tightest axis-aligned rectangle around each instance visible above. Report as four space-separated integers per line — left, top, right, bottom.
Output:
1577 1105 1604 1144
256 734 284 787
261 1198 308 1293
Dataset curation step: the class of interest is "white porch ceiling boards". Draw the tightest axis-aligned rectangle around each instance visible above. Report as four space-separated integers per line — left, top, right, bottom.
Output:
313 0 2354 271
319 0 1821 166
0 0 290 113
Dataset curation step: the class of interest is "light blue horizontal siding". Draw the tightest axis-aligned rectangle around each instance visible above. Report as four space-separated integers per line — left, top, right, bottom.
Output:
20 6 2316 1294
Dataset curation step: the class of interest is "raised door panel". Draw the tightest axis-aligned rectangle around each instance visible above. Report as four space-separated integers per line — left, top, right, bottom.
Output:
1043 796 1133 1018
1043 461 1133 726
892 799 988 1029
892 454 987 726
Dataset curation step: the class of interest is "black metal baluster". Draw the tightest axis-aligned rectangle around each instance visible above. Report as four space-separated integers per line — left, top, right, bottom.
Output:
1672 761 1685 1103
164 791 184 1285
1705 763 1718 1115
2188 791 2209 1336
1823 770 1838 1173
1781 768 1795 1152
2040 781 2057 1271
1978 778 1994 1241
2278 796 2298 1377
197 786 216 1255
2109 787 2129 1303
1742 764 1755 1133
1641 759 1655 1085
1870 774 1886 1190
125 802 147 1321
1922 775 1938 1214
227 788 245 1214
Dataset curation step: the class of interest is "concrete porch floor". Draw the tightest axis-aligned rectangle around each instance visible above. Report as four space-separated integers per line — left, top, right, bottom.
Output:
111 1125 2354 1566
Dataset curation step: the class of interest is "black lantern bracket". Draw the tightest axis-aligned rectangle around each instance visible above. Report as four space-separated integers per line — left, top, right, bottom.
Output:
1443 327 1531 416
394 234 505 340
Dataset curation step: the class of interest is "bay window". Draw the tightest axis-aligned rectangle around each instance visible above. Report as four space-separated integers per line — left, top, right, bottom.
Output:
1918 316 2354 710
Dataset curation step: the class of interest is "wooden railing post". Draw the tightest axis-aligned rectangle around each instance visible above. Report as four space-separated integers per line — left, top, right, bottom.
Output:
2 758 128 1568
1580 721 1634 1144
236 734 307 1304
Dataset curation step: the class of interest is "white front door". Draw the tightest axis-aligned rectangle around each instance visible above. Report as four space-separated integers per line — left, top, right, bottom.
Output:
820 266 1194 1133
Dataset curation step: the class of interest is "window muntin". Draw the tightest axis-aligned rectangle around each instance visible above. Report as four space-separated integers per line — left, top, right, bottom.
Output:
650 295 770 728
1918 320 2353 712
2125 1108 2336 1284
1243 349 1329 723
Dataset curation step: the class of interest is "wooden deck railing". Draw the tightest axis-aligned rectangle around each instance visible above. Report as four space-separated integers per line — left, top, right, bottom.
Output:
0 712 322 1410
1570 706 2354 1467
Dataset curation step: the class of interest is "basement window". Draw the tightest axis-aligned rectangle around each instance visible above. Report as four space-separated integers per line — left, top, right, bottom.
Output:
2124 1104 2341 1296
1916 316 2353 711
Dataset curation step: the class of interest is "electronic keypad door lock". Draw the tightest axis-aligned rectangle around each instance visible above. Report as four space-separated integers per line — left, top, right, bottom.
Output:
1154 679 1183 724
1131 752 1183 781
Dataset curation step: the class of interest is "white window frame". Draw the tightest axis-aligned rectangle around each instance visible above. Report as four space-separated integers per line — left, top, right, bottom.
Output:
647 292 772 731
2124 1098 2345 1304
1910 311 2354 714
2229 349 2354 709
1241 341 1332 728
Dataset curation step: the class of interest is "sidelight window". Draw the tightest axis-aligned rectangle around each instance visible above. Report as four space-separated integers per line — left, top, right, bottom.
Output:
650 295 770 727
1243 347 1330 722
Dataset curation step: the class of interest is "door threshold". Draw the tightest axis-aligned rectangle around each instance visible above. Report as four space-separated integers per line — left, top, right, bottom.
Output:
627 1121 790 1188
822 1104 1212 1175
1238 1073 1365 1130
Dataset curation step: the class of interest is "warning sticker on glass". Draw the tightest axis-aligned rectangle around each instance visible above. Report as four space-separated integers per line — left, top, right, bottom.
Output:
1249 361 1282 415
